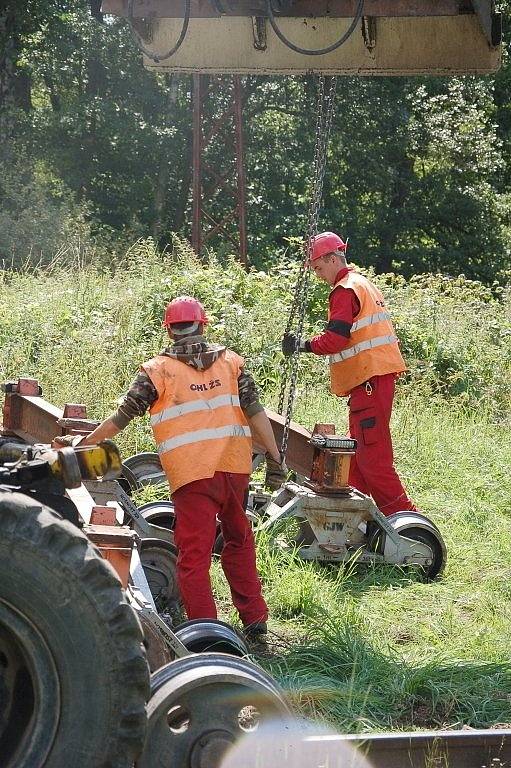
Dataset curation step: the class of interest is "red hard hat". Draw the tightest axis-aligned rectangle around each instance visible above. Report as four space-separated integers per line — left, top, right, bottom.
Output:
163 296 209 327
310 231 347 261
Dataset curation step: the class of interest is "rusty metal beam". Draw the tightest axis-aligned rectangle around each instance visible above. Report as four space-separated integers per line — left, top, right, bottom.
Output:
192 74 202 255
2 393 64 444
202 208 238 244
102 0 473 19
234 75 247 265
1 381 96 444
191 74 247 262
260 407 314 478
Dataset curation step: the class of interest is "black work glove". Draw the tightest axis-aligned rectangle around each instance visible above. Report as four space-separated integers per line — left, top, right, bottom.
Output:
282 333 312 357
265 452 288 491
282 333 299 357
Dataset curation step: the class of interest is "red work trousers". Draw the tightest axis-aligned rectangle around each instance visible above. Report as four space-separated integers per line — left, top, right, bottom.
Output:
347 373 417 516
172 471 268 627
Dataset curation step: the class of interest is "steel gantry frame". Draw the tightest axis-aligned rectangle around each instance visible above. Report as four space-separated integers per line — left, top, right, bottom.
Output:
192 74 247 264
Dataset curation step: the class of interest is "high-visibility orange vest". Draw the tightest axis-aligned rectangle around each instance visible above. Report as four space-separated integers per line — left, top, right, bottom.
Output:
141 350 252 492
329 271 406 396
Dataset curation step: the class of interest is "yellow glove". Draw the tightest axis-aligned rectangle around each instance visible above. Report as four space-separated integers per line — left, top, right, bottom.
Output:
51 434 85 449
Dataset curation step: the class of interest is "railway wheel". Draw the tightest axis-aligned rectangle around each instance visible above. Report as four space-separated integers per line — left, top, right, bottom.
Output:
396 526 446 580
139 500 176 531
139 537 181 616
137 653 291 768
174 619 248 656
0 491 149 768
122 452 167 488
368 512 447 581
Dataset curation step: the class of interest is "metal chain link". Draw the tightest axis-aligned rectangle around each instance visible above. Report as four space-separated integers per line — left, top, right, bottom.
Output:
278 75 332 414
279 75 337 459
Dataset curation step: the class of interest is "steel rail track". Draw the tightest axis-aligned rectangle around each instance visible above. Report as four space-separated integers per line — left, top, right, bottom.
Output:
301 728 511 768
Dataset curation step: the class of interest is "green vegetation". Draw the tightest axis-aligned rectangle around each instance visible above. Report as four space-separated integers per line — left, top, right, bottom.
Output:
1 242 510 732
2 2 511 280
2 0 511 741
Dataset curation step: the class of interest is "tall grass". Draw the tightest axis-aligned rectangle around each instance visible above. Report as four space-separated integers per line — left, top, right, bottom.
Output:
1 239 510 731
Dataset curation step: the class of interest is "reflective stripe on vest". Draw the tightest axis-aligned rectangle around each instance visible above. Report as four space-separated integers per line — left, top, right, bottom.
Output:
351 311 391 333
329 334 398 364
157 424 251 456
150 393 241 426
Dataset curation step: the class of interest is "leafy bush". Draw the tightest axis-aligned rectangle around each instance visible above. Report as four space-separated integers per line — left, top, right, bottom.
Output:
1 240 511 732
0 141 91 268
0 239 509 422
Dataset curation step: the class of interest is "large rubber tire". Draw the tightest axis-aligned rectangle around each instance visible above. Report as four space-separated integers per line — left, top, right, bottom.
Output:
0 491 150 768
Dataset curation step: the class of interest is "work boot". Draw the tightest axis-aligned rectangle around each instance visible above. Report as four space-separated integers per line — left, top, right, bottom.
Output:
243 622 269 654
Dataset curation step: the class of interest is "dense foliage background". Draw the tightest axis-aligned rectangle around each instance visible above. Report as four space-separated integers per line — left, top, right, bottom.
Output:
1 1 511 281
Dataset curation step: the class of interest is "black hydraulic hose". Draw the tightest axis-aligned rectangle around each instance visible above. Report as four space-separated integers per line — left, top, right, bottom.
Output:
127 0 191 63
265 0 364 56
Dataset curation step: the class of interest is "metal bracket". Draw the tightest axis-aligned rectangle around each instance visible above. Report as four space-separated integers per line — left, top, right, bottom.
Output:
261 481 433 566
251 16 268 50
114 483 174 543
260 485 305 529
128 545 189 658
472 0 502 47
362 15 377 52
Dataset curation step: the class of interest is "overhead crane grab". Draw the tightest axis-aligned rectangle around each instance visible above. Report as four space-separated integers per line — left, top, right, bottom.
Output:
101 1 501 76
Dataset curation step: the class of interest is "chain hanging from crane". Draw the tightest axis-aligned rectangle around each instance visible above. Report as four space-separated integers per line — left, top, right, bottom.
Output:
278 74 337 460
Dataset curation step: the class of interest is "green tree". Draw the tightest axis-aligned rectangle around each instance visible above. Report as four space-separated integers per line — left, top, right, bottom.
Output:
1 1 510 281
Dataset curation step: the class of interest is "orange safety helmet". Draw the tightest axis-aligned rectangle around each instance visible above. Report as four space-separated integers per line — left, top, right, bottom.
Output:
162 296 209 328
310 231 347 261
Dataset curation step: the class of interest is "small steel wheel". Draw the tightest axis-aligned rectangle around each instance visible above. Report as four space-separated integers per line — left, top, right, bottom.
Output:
139 504 222 555
139 501 176 531
139 538 181 615
123 452 167 489
137 654 291 768
174 619 248 657
118 462 140 495
150 652 285 699
397 526 446 580
368 512 447 581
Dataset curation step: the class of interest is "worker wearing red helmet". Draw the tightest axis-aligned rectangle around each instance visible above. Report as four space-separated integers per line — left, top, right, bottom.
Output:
282 232 417 517
81 296 287 644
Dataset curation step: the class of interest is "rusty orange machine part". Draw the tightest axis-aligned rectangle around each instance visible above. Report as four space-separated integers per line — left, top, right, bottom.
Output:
1 378 355 496
86 507 136 589
309 422 355 492
1 378 98 444
1 379 132 586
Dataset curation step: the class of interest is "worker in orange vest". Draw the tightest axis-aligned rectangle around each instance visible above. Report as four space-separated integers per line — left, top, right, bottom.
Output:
282 231 417 517
81 296 286 643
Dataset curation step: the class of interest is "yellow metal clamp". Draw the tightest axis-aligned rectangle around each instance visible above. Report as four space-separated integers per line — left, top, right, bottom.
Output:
48 440 122 488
